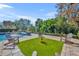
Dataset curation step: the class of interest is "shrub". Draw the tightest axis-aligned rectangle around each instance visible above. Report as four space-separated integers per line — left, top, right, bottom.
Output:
77 31 79 39
72 35 78 39
41 40 47 45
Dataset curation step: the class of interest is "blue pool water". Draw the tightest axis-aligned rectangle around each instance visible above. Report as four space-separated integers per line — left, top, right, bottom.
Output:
0 35 7 42
0 33 26 42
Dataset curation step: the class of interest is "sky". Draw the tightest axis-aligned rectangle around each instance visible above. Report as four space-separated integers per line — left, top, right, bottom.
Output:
0 3 57 25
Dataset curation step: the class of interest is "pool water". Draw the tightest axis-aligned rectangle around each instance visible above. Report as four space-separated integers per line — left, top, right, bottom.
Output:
0 35 7 42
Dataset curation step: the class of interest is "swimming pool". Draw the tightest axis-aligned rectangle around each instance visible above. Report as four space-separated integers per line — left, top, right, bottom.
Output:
0 33 28 42
0 35 7 42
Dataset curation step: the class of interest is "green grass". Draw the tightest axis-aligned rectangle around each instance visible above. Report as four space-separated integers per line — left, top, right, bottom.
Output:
17 37 64 56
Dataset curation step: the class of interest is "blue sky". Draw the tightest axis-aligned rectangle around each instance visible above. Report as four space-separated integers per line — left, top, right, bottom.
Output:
0 3 57 25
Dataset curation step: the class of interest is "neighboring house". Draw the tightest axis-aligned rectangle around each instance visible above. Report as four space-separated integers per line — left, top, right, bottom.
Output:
3 21 16 29
3 21 12 29
0 19 31 32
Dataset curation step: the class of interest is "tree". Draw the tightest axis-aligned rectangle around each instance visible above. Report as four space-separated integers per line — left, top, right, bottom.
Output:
55 16 67 41
14 18 31 32
28 24 35 32
56 3 79 42
35 18 43 40
57 3 79 22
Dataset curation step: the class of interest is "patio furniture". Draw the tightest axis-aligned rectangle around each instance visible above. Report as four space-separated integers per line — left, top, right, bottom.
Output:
0 38 15 56
3 38 15 49
10 34 20 44
0 34 20 56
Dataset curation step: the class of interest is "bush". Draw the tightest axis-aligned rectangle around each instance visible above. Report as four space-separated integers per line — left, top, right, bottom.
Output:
72 35 78 39
41 40 47 45
0 29 18 32
77 31 79 39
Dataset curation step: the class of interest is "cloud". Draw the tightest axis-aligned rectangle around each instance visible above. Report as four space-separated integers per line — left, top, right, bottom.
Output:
0 13 18 22
0 4 13 9
17 15 36 25
0 13 36 25
18 15 32 19
46 11 57 17
0 4 37 25
0 14 5 17
40 9 44 11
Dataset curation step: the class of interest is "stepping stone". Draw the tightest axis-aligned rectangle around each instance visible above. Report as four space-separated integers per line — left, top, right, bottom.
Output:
32 51 37 56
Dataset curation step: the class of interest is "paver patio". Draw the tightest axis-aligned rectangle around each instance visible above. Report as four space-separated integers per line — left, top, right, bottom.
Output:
0 34 38 56
43 35 79 56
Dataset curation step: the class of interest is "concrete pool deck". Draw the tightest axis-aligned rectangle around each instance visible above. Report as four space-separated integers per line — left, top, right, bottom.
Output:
0 34 38 56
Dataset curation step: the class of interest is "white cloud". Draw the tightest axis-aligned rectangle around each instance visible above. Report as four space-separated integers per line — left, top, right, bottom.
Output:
18 15 32 19
46 11 57 18
0 13 18 22
0 14 5 17
17 15 36 25
0 13 36 25
0 4 13 9
40 9 44 11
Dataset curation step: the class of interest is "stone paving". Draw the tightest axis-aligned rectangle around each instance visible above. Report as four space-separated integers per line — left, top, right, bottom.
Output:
0 39 24 56
43 35 79 56
0 34 38 56
0 46 23 56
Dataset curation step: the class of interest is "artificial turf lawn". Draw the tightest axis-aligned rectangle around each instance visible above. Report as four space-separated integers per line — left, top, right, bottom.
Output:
17 38 64 56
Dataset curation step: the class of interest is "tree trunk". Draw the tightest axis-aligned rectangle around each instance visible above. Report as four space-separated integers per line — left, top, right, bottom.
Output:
65 34 67 43
38 32 43 40
60 34 62 41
